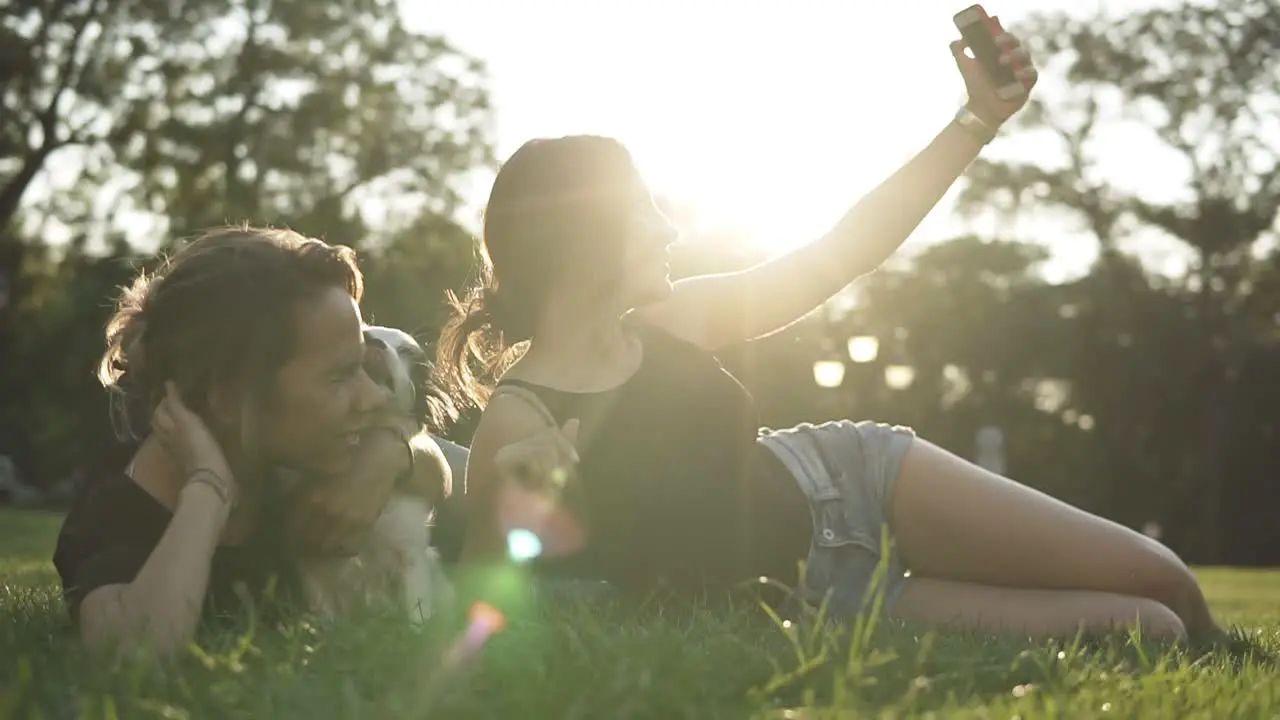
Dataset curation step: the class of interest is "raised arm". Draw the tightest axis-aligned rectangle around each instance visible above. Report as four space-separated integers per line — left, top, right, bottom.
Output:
640 33 1038 351
78 383 240 657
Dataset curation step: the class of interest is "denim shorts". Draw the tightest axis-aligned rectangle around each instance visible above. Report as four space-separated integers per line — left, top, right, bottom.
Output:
757 420 916 619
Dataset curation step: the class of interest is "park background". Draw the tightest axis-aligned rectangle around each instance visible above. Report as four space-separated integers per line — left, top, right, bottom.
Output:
2 0 1278 573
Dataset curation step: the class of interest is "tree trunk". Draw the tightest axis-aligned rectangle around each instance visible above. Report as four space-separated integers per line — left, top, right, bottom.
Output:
0 145 57 234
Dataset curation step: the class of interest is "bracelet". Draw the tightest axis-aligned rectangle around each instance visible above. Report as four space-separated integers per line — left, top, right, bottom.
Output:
185 468 237 507
953 105 998 146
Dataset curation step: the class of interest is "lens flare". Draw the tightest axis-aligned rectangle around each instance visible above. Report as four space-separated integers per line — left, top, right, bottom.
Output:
496 483 587 560
506 528 543 562
468 601 507 637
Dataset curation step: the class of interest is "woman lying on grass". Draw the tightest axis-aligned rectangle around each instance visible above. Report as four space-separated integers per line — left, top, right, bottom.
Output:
53 227 453 656
439 28 1224 642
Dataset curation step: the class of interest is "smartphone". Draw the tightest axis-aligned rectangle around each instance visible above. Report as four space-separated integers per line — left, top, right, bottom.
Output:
953 4 1025 100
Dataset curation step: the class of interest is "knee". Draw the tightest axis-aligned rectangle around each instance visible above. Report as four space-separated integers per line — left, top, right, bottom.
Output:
1130 597 1187 641
1129 540 1204 617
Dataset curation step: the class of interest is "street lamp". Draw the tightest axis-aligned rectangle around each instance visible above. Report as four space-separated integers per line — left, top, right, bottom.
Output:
847 335 879 363
884 364 915 390
812 360 846 388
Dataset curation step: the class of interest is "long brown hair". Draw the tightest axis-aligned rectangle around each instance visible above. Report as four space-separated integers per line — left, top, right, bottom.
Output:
435 135 641 410
98 225 363 479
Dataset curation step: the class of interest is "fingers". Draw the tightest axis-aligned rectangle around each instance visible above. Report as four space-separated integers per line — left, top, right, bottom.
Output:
151 398 182 460
164 381 192 416
552 419 580 465
955 29 1037 95
994 31 1033 68
495 421 582 490
998 44 1031 67
949 38 983 77
952 28 1029 66
560 418 580 450
161 380 205 434
499 449 559 490
1000 37 1037 89
555 435 579 468
152 399 175 436
558 420 583 466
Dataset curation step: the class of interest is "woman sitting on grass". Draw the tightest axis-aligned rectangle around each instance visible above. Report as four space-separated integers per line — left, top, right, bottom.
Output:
53 226 451 656
439 29 1223 642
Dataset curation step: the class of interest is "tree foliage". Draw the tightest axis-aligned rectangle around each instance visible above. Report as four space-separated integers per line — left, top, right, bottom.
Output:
946 0 1280 560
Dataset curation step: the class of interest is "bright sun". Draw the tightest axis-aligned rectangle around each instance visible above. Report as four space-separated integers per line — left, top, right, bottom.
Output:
416 1 1082 258
609 15 965 256
629 108 960 257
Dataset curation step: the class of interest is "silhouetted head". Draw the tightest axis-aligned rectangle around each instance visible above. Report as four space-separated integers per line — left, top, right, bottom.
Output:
98 226 387 480
436 136 678 408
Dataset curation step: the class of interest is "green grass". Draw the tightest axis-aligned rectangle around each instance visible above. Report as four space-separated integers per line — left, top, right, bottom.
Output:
2 507 1277 719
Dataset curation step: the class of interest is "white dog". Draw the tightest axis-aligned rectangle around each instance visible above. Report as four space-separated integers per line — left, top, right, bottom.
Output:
290 325 454 624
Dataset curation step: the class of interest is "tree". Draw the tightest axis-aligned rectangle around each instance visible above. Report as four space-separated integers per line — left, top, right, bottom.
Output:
957 0 1280 560
1 0 493 243
122 0 494 243
0 229 142 485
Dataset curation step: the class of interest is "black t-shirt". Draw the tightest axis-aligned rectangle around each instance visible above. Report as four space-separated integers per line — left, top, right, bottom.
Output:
497 321 814 593
52 445 298 627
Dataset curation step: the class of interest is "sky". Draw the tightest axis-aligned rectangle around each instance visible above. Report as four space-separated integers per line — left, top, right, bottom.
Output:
21 0 1194 282
400 0 1193 282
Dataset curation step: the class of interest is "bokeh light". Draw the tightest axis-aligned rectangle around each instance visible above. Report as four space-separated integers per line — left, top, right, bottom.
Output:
506 529 543 562
812 360 846 388
468 601 507 638
884 364 916 390
847 336 880 363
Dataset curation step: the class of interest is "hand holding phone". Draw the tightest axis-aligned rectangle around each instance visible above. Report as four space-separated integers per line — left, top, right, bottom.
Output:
953 5 1028 101
947 4 1038 131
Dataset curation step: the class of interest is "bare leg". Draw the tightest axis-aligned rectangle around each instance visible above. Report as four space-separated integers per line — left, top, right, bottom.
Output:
886 438 1218 637
894 578 1187 640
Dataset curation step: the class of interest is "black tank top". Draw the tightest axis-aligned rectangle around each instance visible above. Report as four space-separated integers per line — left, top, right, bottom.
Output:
497 321 812 593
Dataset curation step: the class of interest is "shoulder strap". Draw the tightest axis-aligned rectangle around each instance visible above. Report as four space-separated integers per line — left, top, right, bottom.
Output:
491 380 622 459
491 383 560 429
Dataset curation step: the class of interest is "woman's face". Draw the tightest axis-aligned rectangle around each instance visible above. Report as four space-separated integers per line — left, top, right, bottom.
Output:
615 189 679 309
258 287 387 476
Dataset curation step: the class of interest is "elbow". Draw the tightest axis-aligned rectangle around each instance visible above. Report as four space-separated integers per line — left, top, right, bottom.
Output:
79 587 198 660
83 618 196 661
81 625 185 661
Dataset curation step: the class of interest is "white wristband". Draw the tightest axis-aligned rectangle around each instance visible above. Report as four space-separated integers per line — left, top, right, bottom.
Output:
953 106 998 146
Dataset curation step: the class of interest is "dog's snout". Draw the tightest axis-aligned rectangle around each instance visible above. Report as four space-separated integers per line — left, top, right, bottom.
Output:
362 325 427 418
